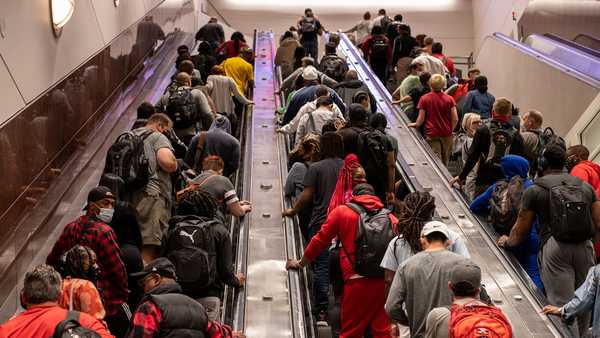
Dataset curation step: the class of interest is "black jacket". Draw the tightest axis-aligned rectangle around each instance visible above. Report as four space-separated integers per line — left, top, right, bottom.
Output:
334 80 377 115
459 120 525 187
166 215 240 298
145 282 208 338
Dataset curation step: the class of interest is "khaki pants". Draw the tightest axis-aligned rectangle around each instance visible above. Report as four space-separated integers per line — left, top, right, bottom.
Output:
427 135 454 166
131 191 171 246
197 296 221 322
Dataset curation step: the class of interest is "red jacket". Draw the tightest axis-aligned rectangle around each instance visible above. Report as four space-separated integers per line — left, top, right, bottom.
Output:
0 304 113 338
303 195 397 281
571 160 600 198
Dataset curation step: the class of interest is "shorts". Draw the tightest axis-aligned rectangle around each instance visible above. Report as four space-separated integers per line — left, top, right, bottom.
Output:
132 191 171 246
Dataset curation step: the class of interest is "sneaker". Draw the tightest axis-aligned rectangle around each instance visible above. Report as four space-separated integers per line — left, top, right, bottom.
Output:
316 310 328 326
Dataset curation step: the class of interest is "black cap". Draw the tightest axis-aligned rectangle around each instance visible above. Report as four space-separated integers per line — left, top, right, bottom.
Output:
450 262 482 290
83 186 115 210
130 257 177 280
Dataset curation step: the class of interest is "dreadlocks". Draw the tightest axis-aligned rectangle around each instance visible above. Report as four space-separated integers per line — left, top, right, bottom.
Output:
319 132 344 159
177 187 218 219
394 191 436 253
61 245 98 283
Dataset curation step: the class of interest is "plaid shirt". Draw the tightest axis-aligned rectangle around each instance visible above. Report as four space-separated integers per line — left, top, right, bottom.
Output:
127 300 236 338
47 215 128 316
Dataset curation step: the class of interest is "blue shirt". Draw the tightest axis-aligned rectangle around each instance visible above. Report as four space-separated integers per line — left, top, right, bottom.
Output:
563 265 600 337
282 85 346 125
463 90 495 119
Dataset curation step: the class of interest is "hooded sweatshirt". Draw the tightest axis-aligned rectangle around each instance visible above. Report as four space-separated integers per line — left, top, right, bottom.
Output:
571 160 600 198
303 194 398 281
470 155 543 290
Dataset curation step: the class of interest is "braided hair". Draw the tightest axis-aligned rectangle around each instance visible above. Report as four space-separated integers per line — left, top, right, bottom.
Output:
394 191 436 253
177 187 218 219
60 245 98 283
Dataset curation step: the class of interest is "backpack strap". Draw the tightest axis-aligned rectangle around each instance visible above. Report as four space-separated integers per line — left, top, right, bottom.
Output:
194 132 208 171
307 111 317 134
69 280 75 311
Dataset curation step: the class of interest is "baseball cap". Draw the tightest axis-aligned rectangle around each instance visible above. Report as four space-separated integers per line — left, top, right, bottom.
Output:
450 261 482 290
130 257 177 280
302 66 319 81
83 186 114 210
420 220 450 239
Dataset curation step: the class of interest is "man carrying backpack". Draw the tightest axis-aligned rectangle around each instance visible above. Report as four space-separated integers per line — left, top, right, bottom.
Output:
0 265 112 338
424 262 512 338
128 258 244 338
361 26 392 84
163 188 244 321
498 144 600 337
469 155 542 290
319 42 348 83
298 8 323 58
287 183 397 337
450 98 525 197
155 72 213 145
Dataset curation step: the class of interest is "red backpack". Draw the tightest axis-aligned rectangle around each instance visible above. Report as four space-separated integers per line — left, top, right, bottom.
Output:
448 302 513 338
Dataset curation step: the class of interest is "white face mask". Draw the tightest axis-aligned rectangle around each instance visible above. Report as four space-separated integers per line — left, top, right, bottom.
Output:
97 208 114 223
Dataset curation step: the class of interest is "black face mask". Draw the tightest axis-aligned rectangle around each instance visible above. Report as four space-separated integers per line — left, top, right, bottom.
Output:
85 266 100 285
565 156 580 172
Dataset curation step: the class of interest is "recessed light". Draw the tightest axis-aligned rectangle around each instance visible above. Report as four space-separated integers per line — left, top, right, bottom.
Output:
50 0 75 37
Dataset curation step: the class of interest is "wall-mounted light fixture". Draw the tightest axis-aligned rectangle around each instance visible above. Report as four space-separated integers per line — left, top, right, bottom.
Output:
50 0 75 37
114 0 120 7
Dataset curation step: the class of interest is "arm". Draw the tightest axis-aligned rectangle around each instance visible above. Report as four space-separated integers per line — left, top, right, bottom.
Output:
157 147 177 173
462 92 474 115
408 109 426 128
295 115 308 146
593 201 600 233
46 227 69 267
283 186 314 216
227 200 250 217
450 106 459 131
561 267 598 322
502 209 536 247
469 185 494 214
385 266 408 322
458 128 485 182
386 151 395 201
321 74 339 89
216 227 242 287
344 24 359 33
218 26 225 43
229 78 251 104
384 269 395 298
302 208 342 262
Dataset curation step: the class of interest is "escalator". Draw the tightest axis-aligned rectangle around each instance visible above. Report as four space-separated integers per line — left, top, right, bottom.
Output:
476 32 600 138
338 33 571 337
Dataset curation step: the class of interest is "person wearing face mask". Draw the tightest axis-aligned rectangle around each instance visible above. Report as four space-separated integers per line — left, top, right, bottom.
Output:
58 245 106 322
47 186 129 336
128 258 245 338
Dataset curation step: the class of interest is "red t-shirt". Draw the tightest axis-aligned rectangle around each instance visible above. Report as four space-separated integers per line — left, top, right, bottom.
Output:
0 305 113 338
417 91 456 138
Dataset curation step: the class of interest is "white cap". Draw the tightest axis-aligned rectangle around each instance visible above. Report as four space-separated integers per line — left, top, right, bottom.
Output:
302 66 319 81
420 221 450 239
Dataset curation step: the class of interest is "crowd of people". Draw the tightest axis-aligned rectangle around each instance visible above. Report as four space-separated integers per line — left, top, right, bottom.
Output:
275 7 600 338
0 17 254 338
3 8 600 338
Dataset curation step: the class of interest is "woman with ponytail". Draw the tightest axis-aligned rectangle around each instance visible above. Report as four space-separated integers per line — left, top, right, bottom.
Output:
327 154 367 214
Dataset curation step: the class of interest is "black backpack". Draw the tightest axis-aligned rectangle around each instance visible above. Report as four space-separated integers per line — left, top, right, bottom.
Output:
489 176 525 235
535 175 595 243
356 128 389 182
346 203 394 277
535 127 566 176
166 87 197 129
320 55 346 82
163 216 218 292
485 120 517 168
53 311 101 338
370 36 389 61
300 16 316 33
379 16 392 33
104 130 152 190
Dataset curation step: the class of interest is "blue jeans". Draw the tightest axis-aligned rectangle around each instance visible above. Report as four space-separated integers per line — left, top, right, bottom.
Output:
309 224 329 311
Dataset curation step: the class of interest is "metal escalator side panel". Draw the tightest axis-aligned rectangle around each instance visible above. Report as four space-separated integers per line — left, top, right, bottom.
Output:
338 33 566 338
242 31 293 338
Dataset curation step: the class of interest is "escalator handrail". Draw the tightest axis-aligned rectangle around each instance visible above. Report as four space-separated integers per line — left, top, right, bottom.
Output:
543 33 600 59
492 32 600 88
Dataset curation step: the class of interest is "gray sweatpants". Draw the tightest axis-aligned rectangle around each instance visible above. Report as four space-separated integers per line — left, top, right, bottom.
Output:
539 237 595 337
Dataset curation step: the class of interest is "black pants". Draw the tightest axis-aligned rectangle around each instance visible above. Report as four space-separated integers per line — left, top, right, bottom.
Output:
105 303 132 338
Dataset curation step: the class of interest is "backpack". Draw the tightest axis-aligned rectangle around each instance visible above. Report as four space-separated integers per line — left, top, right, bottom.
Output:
535 175 595 243
320 56 346 82
53 311 101 338
489 176 525 236
300 16 316 33
379 16 392 33
449 302 512 338
534 127 566 176
485 120 517 168
163 216 219 292
346 203 395 277
370 36 389 61
356 129 389 184
166 87 197 129
103 130 153 190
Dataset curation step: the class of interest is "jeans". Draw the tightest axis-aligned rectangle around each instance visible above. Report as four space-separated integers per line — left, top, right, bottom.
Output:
302 39 318 59
309 224 330 312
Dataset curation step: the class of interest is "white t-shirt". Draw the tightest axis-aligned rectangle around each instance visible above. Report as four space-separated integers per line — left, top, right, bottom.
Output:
380 229 470 272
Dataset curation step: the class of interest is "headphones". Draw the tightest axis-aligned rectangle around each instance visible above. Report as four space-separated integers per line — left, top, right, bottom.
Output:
537 148 549 175
352 91 369 104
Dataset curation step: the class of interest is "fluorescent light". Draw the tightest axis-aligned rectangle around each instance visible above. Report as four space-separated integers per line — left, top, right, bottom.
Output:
114 0 120 7
51 0 75 36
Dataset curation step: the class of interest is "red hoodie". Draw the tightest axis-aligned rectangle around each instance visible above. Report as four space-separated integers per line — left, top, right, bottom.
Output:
571 160 600 198
303 195 398 281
